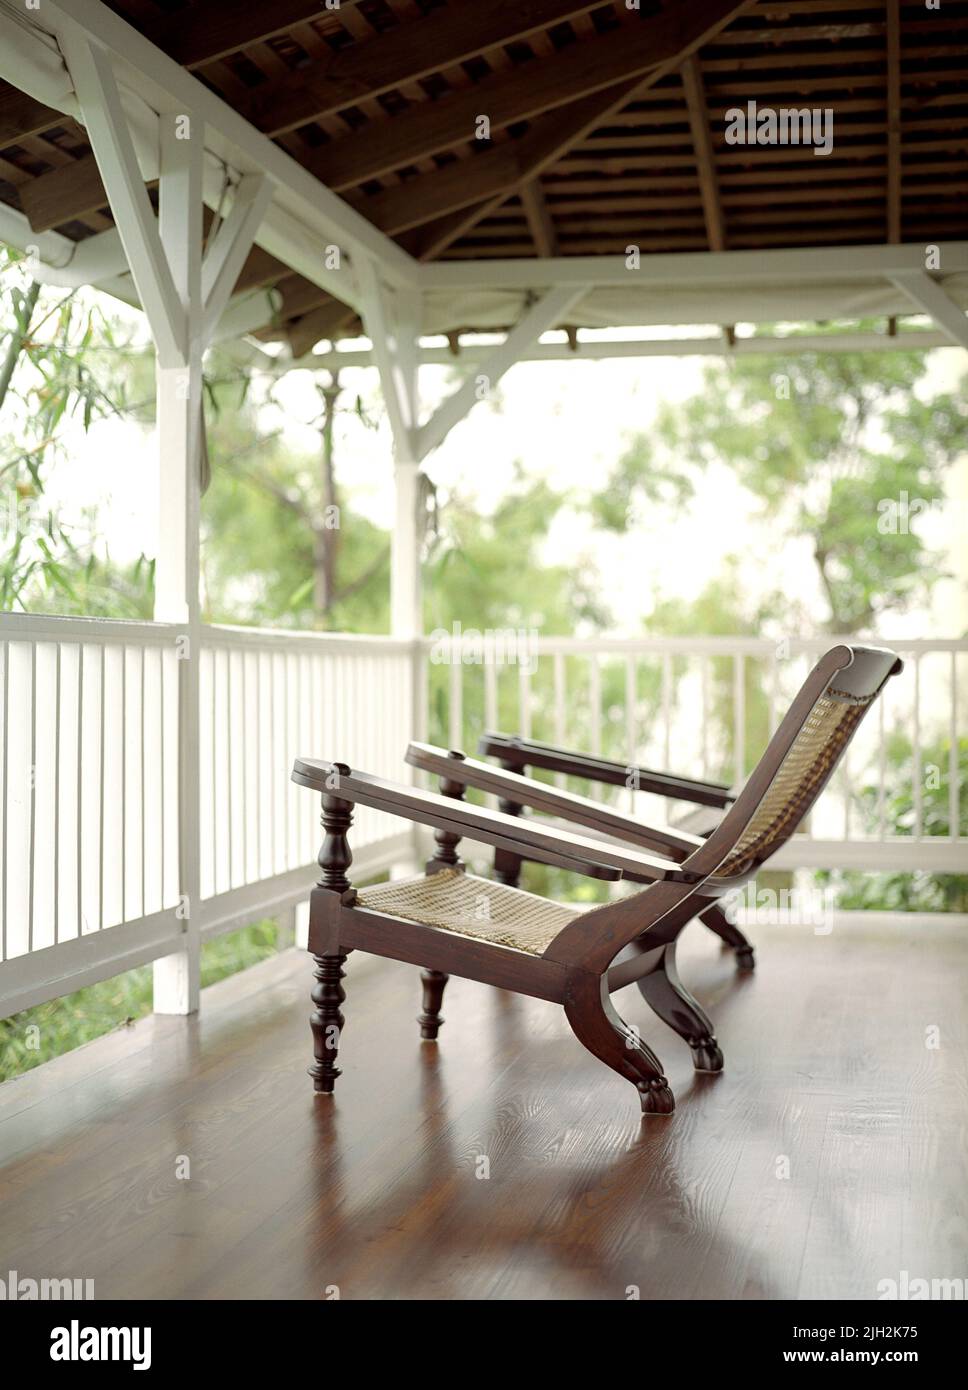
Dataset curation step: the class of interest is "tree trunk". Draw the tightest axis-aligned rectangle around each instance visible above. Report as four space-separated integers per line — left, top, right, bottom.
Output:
313 371 341 626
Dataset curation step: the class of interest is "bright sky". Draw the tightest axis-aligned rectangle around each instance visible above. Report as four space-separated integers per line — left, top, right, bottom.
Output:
31 291 968 639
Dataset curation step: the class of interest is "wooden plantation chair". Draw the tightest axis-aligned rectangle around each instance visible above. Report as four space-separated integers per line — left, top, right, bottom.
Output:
475 728 756 968
292 644 901 1118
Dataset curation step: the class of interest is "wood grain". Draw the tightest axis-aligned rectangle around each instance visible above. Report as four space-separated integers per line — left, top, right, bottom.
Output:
1 914 963 1300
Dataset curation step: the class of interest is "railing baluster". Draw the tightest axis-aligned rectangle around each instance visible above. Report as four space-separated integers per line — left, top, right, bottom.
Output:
950 651 959 842
484 660 497 735
1 640 6 962
158 646 166 910
140 646 146 920
625 654 636 811
733 653 745 786
211 649 219 894
1 640 7 963
554 652 566 789
662 651 672 770
54 644 61 945
877 691 886 840
519 660 532 741
589 655 601 756
913 654 922 839
701 655 710 778
28 642 37 954
449 654 462 751
98 644 106 932
121 646 127 922
77 645 84 935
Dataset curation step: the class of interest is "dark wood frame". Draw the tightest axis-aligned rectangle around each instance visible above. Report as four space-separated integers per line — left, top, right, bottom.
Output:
467 731 754 966
293 644 901 1118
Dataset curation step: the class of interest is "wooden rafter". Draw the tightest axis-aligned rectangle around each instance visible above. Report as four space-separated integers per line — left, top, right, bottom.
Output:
240 0 604 138
14 3 604 232
144 1 363 71
346 0 756 238
0 82 63 146
680 56 724 252
283 299 360 358
18 152 109 233
886 0 901 243
310 0 751 193
520 180 559 258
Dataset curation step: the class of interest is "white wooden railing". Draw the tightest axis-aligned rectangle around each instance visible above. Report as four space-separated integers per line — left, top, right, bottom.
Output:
422 634 968 874
0 614 414 1017
2 620 965 1020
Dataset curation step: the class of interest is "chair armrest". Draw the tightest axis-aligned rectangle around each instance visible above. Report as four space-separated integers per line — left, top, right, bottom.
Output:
292 758 694 884
407 742 703 863
479 732 735 809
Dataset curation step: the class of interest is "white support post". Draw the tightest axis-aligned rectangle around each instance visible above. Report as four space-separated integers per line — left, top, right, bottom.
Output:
152 110 204 1015
889 271 968 350
62 32 272 1013
357 258 423 639
414 285 584 462
358 262 423 850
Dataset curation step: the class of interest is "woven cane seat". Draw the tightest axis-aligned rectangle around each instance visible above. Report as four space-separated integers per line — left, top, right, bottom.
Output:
715 690 872 878
358 868 586 955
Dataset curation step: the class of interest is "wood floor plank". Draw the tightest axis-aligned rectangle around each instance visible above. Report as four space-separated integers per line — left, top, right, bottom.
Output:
0 917 964 1300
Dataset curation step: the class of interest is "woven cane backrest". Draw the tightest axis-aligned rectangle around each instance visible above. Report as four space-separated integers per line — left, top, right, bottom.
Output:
714 689 872 878
695 646 901 884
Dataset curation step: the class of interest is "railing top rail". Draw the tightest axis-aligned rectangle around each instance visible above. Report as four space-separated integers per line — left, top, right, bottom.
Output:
0 612 182 644
420 634 968 656
202 623 415 655
3 615 962 658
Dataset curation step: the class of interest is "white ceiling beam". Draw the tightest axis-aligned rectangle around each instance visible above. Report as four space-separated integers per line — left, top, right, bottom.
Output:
6 0 417 292
357 255 419 461
414 286 583 462
60 32 184 366
418 242 968 292
305 329 950 369
889 270 968 349
201 173 273 341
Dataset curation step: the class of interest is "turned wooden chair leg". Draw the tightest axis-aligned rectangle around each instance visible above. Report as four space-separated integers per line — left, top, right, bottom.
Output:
309 951 347 1094
700 903 755 971
493 764 524 886
418 968 448 1040
493 848 523 887
564 970 675 1116
634 942 723 1073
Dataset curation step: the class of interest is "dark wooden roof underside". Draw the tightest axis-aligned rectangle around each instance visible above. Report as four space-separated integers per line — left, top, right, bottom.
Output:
1 0 966 352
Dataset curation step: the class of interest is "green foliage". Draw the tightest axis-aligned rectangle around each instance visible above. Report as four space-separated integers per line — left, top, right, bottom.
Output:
644 337 965 632
199 368 391 631
1 248 156 612
819 736 968 912
590 431 694 532
0 920 281 1081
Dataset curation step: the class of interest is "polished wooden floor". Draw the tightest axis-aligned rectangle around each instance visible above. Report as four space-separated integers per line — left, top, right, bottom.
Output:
1 916 965 1300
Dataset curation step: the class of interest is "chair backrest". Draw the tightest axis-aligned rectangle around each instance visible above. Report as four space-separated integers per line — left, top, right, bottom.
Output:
688 644 902 883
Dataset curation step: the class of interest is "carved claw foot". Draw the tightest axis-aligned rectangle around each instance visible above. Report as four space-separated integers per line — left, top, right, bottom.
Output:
637 1077 676 1115
689 1034 724 1072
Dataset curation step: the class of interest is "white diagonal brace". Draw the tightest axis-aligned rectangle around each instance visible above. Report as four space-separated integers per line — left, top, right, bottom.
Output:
202 173 273 341
357 254 419 460
414 285 584 462
61 33 184 366
889 271 968 349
